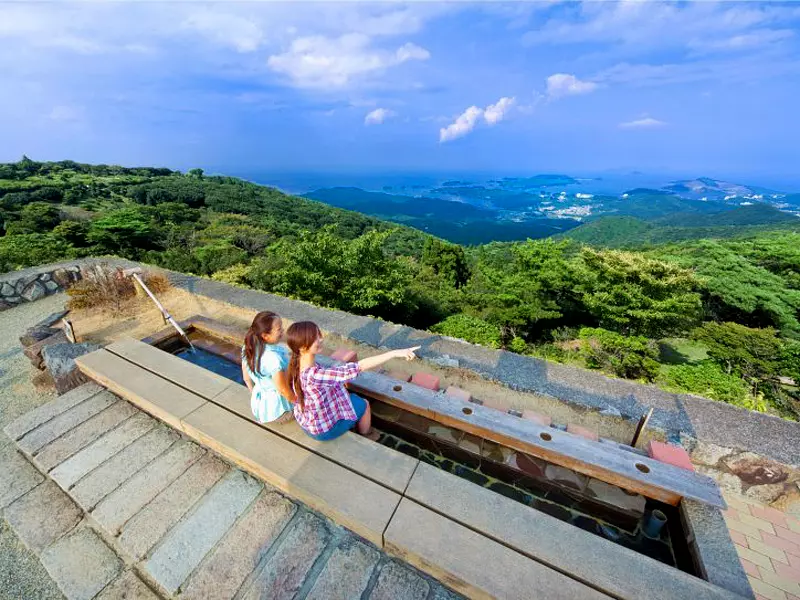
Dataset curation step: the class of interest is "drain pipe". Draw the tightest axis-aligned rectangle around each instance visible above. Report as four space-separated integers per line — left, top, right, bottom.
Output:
124 268 195 352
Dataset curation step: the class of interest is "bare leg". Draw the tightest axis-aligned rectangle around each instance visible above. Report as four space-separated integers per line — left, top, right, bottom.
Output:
356 402 371 435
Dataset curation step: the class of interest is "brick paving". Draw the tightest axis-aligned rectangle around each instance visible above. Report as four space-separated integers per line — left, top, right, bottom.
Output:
723 491 800 600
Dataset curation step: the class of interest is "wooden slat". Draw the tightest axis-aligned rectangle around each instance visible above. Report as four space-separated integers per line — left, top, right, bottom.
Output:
181 402 400 546
75 349 206 432
348 370 725 509
405 463 742 600
384 498 612 600
106 337 231 400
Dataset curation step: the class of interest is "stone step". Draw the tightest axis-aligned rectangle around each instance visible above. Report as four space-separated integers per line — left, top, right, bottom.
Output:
4 382 103 441
180 490 297 600
33 401 139 472
39 526 123 600
93 441 209 537
50 412 156 489
142 470 263 595
95 571 160 600
18 391 118 455
0 447 45 509
305 538 381 600
368 561 432 600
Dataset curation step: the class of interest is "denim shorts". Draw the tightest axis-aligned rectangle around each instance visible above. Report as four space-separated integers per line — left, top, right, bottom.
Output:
307 394 368 441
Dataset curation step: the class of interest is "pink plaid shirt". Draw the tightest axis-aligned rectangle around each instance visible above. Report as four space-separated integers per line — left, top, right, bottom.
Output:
294 362 360 435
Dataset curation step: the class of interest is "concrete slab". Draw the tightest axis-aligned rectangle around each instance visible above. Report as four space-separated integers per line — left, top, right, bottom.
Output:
50 412 155 489
404 462 741 600
181 401 401 546
18 391 117 455
181 490 296 600
3 382 102 441
0 448 44 509
94 441 208 536
39 527 122 600
33 401 139 472
95 571 160 600
384 498 611 600
369 560 430 600
306 538 381 600
106 337 231 400
3 480 82 554
212 383 419 494
239 511 331 600
75 349 207 431
143 470 262 594
69 426 178 510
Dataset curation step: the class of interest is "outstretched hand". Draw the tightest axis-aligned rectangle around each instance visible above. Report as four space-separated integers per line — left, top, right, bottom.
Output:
394 346 420 361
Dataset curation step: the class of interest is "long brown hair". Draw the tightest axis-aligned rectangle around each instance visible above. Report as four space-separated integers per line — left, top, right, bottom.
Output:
244 311 281 375
286 321 321 411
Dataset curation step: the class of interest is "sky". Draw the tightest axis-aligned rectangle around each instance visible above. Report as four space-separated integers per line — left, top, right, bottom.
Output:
2 1 800 184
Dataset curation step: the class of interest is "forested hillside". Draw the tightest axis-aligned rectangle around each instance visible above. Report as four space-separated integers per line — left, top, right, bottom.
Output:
1 158 798 420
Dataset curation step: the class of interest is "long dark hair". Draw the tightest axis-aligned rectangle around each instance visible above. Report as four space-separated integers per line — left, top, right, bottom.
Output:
286 321 321 412
244 311 281 375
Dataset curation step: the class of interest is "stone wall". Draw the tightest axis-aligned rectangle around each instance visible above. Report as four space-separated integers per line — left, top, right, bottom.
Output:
0 265 82 311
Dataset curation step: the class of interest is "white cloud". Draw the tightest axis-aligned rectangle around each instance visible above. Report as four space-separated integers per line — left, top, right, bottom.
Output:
619 117 666 129
484 97 516 125
364 107 396 125
48 105 83 122
183 11 263 53
439 106 483 143
267 34 430 89
546 74 598 99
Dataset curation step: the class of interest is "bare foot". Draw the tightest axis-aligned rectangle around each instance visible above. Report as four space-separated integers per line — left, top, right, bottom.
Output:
363 428 381 442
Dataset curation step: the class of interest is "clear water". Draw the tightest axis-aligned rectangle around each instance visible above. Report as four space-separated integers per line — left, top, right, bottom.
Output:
174 347 244 385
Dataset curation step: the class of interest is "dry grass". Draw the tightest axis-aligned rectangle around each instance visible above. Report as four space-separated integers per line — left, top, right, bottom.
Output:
66 264 172 312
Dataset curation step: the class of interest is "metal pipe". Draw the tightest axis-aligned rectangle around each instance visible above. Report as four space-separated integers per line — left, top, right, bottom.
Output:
129 272 195 352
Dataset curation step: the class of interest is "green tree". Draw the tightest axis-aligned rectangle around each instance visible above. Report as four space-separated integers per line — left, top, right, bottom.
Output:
87 207 161 257
577 327 661 381
692 322 783 386
0 233 71 271
421 238 471 288
187 168 204 179
430 314 502 348
5 202 62 235
578 248 702 337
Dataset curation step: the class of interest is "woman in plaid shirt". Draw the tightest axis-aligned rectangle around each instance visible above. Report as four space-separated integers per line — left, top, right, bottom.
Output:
286 321 419 441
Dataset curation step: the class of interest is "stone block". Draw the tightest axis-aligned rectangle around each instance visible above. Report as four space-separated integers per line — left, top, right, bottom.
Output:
648 440 695 472
445 386 471 402
3 382 102 441
585 479 646 515
23 330 68 369
544 464 588 491
567 423 599 441
369 560 431 600
34 400 139 472
181 490 296 600
40 527 122 600
115 452 227 557
43 342 102 394
238 511 331 600
411 372 440 391
70 426 178 510
19 326 60 348
4 480 82 554
18 391 117 455
0 448 44 508
522 410 552 427
50 412 155 489
0 281 14 296
512 453 547 479
95 571 160 600
33 309 70 330
44 280 60 292
331 347 358 362
21 280 46 302
306 538 380 600
143 470 262 594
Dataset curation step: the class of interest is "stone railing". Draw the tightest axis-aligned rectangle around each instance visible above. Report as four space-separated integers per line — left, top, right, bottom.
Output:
0 265 82 311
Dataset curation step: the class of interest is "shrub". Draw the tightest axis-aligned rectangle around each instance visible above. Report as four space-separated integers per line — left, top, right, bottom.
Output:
578 327 660 381
211 263 251 287
430 314 502 349
661 362 765 411
67 265 170 311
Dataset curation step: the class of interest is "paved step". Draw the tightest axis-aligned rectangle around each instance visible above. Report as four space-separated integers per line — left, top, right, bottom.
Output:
33 401 139 472
95 571 160 600
369 561 431 600
0 447 44 509
51 412 155 489
70 426 179 510
305 538 381 600
4 382 103 441
180 490 296 600
3 480 82 554
39 526 122 600
238 511 331 600
18 391 117 455
142 470 263 594
115 452 227 558
91 439 206 535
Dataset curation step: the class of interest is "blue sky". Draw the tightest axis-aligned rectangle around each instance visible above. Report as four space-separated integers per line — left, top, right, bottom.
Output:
2 1 800 184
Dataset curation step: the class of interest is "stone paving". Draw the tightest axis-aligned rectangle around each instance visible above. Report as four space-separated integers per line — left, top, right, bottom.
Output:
723 492 800 600
1 382 464 600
